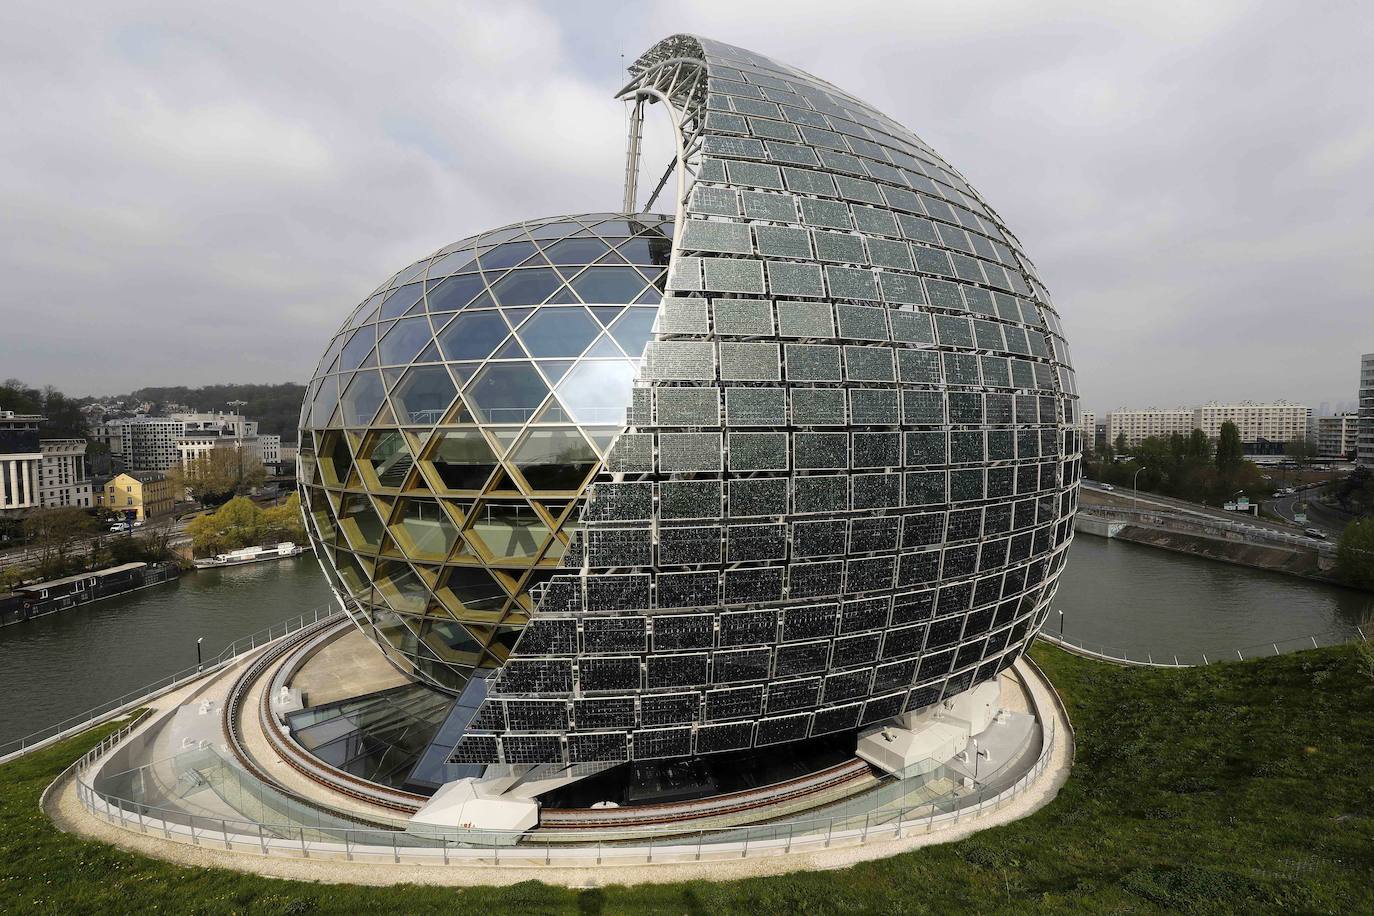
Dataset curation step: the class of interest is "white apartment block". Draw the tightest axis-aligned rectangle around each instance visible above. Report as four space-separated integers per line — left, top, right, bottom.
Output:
1105 408 1194 448
0 411 43 512
259 434 281 464
176 433 264 470
1360 353 1374 468
38 438 93 508
1075 411 1096 448
1106 401 1314 449
1316 414 1359 460
1191 401 1311 446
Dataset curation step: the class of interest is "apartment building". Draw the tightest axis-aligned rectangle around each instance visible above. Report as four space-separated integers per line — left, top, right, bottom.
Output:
38 438 93 508
1316 413 1359 460
1104 408 1195 448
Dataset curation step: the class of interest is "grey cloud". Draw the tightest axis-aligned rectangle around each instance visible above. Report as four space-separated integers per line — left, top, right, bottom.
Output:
1 0 1371 414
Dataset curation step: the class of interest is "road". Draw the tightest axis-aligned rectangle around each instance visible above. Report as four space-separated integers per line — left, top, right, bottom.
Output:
0 516 194 571
1264 493 1347 538
1083 481 1342 544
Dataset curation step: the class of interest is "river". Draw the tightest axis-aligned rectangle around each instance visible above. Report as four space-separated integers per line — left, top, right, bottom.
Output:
1 537 1371 746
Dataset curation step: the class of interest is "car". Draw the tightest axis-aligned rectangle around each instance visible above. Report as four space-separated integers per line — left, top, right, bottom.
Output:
1304 528 1327 540
109 523 129 533
1099 483 1115 491
132 520 145 528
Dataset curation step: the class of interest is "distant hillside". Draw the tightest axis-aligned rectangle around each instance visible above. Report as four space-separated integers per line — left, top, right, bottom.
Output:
127 383 306 443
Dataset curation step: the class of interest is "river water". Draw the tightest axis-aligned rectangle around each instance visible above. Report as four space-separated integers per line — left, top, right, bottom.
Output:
2 536 1371 746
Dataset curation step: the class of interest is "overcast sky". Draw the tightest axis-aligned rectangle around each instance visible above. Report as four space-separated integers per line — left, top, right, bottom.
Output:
1 1 1371 415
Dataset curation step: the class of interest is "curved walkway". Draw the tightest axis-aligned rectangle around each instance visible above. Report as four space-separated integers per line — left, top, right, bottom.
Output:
44 655 1073 887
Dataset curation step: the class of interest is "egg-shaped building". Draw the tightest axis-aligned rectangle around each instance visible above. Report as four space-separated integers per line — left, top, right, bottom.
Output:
299 34 1081 774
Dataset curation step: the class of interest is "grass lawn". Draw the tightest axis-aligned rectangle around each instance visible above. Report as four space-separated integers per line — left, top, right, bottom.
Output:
3 643 1373 914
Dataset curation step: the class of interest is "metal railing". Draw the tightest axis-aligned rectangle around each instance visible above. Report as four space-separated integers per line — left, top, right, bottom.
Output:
0 603 340 762
70 716 1059 867
1036 624 1368 668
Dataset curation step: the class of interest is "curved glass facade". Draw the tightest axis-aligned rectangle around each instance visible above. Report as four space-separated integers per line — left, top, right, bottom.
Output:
299 213 673 691
301 34 1082 767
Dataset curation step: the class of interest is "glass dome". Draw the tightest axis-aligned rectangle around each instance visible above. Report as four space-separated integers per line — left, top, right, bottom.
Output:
298 213 673 691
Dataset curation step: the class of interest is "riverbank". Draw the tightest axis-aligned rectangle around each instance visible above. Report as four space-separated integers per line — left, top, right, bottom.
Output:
6 642 1373 912
1108 524 1335 581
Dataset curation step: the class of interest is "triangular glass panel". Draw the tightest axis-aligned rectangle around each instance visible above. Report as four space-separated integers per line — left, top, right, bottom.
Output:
441 397 475 424
583 334 626 358
465 290 495 309
590 305 625 326
447 363 480 385
486 428 522 455
532 396 573 424
516 306 600 357
535 360 576 384
382 367 407 388
633 286 662 304
609 306 659 356
491 336 526 359
510 427 599 491
545 285 579 304
415 341 443 363
502 307 535 327
584 427 622 455
462 362 548 423
593 249 629 265
483 468 520 493
372 401 397 426
391 364 457 424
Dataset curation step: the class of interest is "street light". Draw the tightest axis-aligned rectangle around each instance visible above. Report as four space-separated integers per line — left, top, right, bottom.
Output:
972 738 990 781
1058 609 1065 637
1132 465 1148 512
196 636 204 672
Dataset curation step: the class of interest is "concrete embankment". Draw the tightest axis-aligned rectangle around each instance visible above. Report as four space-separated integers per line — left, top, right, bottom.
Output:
1084 523 1338 583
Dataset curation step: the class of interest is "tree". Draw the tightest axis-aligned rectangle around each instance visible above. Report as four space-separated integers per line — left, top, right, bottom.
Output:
168 448 267 507
22 507 98 579
1216 421 1244 475
1285 438 1319 468
1336 517 1374 591
184 494 304 557
1114 432 1127 454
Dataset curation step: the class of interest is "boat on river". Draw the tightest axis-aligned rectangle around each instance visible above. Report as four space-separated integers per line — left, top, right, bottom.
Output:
0 562 181 627
193 542 306 570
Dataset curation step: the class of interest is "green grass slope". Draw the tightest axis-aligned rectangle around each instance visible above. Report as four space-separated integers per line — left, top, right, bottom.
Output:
2 643 1372 914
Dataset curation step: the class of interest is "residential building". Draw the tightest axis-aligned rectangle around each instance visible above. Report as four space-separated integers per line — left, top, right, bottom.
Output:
1076 412 1096 451
1105 401 1314 452
171 412 258 438
259 434 281 464
1361 353 1374 468
176 431 263 470
1105 408 1194 448
0 411 44 513
97 471 175 520
1316 413 1359 461
96 412 261 473
120 417 186 472
1191 401 1312 454
38 439 93 508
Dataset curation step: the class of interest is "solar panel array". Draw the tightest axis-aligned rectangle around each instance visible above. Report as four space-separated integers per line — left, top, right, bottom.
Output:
446 35 1081 766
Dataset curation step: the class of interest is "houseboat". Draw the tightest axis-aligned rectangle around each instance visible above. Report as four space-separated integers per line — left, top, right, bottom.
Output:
193 541 306 570
0 561 181 627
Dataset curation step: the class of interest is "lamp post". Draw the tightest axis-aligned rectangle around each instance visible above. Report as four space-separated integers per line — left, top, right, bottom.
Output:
196 636 204 672
1132 465 1147 512
1058 609 1065 637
